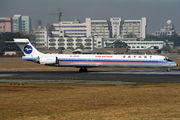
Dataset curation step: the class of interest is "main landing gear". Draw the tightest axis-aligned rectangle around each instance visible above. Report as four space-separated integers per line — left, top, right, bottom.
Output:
79 67 87 72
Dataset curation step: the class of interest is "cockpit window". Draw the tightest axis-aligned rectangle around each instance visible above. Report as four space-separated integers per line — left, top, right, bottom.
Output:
164 57 173 62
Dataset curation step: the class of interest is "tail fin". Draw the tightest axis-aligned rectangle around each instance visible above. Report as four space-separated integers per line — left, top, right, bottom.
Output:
8 38 43 57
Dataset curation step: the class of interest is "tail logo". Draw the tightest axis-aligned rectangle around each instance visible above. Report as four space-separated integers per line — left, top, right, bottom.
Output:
24 45 33 54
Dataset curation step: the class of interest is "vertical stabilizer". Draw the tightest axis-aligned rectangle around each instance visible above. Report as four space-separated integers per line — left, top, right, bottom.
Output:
13 38 43 57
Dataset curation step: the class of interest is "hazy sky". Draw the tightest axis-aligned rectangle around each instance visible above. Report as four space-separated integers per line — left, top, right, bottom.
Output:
0 0 180 34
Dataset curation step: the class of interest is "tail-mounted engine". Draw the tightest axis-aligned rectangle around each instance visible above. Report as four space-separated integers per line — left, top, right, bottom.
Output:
39 57 58 65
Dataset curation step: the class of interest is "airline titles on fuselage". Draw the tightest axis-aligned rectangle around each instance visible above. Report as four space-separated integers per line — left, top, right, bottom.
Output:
95 56 113 58
69 55 154 59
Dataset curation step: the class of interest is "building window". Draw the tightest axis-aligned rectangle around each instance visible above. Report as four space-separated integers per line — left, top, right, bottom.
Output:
85 47 92 49
85 39 91 42
49 47 56 49
49 43 56 46
85 43 91 46
67 43 74 46
49 39 56 42
67 47 74 49
58 39 65 42
76 43 82 46
67 39 74 42
58 43 65 46
76 39 83 42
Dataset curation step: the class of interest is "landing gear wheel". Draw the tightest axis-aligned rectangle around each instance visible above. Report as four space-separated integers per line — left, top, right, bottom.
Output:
79 67 87 72
84 68 87 72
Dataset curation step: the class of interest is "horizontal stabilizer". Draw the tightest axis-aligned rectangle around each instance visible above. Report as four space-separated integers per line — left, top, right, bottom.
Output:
6 39 29 44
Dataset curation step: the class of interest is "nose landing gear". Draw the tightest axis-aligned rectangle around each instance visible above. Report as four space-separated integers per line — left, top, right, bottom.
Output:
79 67 87 72
167 68 171 72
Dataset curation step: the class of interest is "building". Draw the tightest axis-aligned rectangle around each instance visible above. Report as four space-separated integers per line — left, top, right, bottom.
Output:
12 14 31 33
39 17 147 50
34 26 51 49
51 18 110 38
110 18 122 37
86 18 110 38
125 41 164 50
103 38 164 50
110 17 147 39
153 20 175 36
12 15 21 32
104 38 136 48
50 18 110 50
52 19 87 38
48 37 93 50
0 17 12 32
21 16 31 34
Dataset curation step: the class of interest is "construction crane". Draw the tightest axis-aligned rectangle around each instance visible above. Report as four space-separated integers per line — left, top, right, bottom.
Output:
49 8 63 36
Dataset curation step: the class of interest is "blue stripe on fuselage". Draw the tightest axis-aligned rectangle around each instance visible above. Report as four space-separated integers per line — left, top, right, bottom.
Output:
22 57 37 61
58 59 175 64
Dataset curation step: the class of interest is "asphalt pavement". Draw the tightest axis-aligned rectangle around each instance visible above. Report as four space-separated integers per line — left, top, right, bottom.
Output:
0 69 180 85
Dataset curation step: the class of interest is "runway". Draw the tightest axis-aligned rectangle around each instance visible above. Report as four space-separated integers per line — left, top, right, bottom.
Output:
0 69 180 84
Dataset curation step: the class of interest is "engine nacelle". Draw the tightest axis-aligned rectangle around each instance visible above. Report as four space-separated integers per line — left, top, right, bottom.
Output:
39 57 58 65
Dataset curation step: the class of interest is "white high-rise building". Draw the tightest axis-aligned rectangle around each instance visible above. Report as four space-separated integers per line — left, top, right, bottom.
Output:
34 26 50 49
86 18 110 38
110 18 122 37
110 17 147 39
51 18 110 38
52 19 87 38
50 18 110 50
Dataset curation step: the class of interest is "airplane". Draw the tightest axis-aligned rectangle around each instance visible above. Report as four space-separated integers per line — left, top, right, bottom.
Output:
7 38 178 72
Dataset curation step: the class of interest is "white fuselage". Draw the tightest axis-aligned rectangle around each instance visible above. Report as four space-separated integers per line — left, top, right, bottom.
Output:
23 54 177 68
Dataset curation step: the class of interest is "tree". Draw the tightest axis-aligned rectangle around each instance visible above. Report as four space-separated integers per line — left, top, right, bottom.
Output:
113 41 128 48
146 51 152 55
126 32 137 38
79 44 84 50
160 46 172 52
